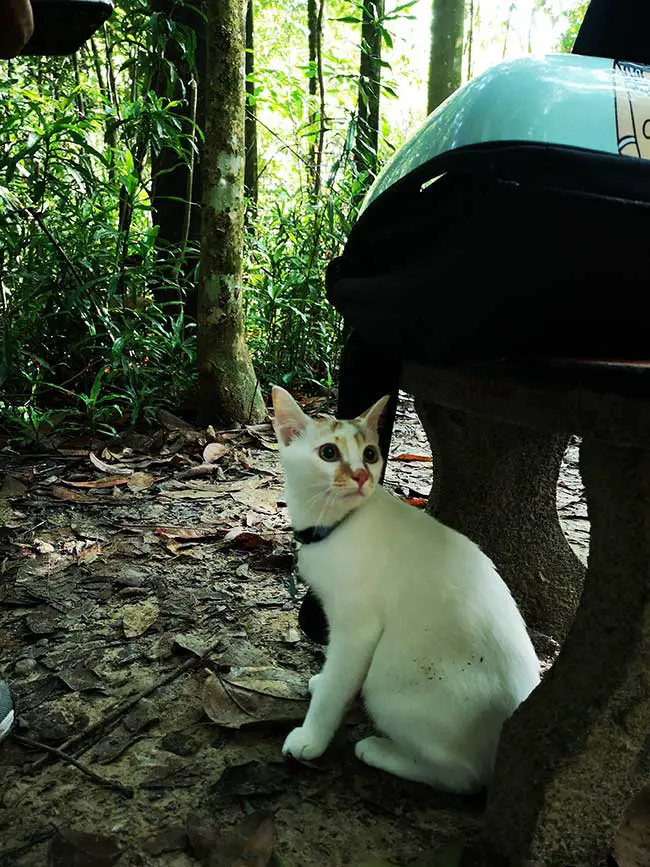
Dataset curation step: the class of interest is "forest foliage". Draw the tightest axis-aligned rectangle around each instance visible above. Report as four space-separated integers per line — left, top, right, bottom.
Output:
0 0 586 439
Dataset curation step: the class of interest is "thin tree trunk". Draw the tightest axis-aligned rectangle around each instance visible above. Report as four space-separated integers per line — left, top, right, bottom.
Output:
306 0 326 198
307 0 318 187
88 38 116 176
313 0 326 198
150 0 206 309
244 0 258 217
353 0 384 183
466 0 475 79
527 2 534 53
103 25 120 118
174 76 198 281
71 54 85 117
502 1 515 59
197 0 265 425
427 0 465 114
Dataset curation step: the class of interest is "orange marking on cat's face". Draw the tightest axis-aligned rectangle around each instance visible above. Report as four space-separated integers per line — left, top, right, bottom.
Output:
310 416 381 499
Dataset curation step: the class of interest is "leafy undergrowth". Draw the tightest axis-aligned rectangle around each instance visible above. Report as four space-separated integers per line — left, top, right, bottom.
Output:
0 395 642 867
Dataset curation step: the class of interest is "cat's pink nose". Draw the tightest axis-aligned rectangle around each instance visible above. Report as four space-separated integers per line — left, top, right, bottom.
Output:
351 469 370 490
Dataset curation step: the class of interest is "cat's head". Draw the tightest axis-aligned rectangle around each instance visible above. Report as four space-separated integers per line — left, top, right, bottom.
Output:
271 386 389 525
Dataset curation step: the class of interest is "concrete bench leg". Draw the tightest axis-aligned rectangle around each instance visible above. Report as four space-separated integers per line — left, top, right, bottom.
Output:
483 440 650 867
416 401 584 640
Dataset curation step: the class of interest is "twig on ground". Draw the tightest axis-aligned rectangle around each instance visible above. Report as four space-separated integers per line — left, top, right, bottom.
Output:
13 734 134 798
27 637 224 771
0 830 56 862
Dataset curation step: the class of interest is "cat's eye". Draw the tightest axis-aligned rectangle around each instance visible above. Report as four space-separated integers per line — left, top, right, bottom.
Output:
363 445 379 464
318 443 340 462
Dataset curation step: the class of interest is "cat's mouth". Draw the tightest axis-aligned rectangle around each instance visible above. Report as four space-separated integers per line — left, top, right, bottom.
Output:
339 486 370 500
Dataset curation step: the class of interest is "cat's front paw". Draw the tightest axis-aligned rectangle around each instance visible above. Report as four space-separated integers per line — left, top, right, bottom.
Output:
282 725 328 761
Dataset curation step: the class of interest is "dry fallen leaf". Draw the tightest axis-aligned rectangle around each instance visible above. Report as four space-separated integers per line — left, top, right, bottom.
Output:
89 451 133 476
245 424 278 452
174 633 222 657
0 501 25 528
208 762 290 804
49 827 122 867
225 666 307 700
391 453 433 463
142 825 188 856
230 486 281 512
203 442 231 463
176 463 224 480
154 526 228 542
223 528 274 550
126 471 155 492
122 599 160 638
161 487 228 501
165 541 206 559
208 812 275 867
0 475 28 498
63 475 133 489
51 485 107 504
401 497 427 508
202 667 307 729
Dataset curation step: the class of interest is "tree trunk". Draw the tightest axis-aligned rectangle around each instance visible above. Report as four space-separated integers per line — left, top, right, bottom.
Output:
307 0 326 198
307 0 318 184
150 0 206 309
353 0 384 183
502 1 515 59
197 0 265 426
244 0 258 217
427 0 465 114
466 0 475 79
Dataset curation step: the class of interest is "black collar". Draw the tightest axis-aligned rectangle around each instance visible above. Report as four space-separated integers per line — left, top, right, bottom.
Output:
293 511 352 545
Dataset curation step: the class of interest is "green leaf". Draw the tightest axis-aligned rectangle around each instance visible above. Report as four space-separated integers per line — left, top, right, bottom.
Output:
381 27 393 49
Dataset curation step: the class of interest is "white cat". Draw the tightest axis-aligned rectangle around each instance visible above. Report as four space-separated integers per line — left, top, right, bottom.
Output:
272 386 540 794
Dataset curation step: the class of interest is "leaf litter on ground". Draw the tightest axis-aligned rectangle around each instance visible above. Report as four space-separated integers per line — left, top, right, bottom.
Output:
0 395 601 867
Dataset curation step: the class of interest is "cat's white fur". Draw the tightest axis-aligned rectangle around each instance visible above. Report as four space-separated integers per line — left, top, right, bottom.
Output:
272 386 540 793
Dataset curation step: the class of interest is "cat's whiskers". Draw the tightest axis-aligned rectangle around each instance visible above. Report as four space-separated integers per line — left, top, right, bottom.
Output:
312 487 338 530
292 483 336 528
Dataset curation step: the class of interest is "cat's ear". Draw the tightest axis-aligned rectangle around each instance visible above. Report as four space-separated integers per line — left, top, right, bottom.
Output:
271 386 310 446
359 395 390 434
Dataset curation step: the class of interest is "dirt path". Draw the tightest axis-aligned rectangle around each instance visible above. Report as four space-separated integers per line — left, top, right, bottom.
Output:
0 395 613 867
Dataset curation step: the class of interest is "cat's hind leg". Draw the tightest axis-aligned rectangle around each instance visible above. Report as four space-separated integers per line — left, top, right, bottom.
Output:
355 736 435 784
355 736 482 793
